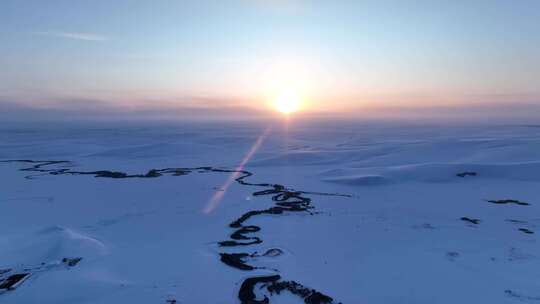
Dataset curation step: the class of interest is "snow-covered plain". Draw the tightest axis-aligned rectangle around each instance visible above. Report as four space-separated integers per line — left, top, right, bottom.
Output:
1 120 539 304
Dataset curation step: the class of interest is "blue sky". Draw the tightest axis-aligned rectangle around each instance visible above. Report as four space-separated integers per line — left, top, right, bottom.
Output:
1 0 539 117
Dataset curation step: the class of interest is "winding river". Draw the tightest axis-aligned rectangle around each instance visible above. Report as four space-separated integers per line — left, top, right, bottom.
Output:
1 160 349 304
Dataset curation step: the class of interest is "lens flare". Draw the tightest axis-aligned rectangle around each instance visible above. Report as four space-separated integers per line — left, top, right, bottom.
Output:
203 127 272 214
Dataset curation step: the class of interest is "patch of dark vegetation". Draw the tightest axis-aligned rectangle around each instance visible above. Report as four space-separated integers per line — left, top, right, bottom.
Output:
231 225 261 240
220 248 284 271
506 219 528 224
220 225 264 247
460 217 480 225
487 199 530 206
505 289 540 301
239 275 281 304
0 273 30 290
456 172 477 177
518 228 534 234
238 275 337 304
220 253 256 270
266 280 335 304
144 169 162 177
0 256 84 293
62 257 82 267
446 251 460 261
90 171 129 178
420 223 435 229
66 169 162 178
218 239 263 247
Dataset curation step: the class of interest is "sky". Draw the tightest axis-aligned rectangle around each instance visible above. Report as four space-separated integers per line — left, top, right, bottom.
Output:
0 0 539 120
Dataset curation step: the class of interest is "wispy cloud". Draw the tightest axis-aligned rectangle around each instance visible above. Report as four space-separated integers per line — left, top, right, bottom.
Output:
34 31 108 41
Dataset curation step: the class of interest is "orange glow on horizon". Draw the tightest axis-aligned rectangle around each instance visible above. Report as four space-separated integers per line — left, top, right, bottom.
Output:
271 90 303 114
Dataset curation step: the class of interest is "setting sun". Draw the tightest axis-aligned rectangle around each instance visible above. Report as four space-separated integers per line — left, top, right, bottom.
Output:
271 91 302 114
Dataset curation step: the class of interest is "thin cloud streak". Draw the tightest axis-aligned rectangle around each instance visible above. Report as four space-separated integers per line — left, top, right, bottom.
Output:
34 31 108 41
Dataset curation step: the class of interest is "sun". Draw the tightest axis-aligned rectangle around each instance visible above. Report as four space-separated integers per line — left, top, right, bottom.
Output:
271 91 302 114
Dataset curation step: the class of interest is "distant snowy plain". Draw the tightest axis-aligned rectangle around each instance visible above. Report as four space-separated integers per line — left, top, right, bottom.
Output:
1 120 539 303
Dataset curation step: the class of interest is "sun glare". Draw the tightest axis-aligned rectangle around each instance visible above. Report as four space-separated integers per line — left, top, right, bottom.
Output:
271 91 302 114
